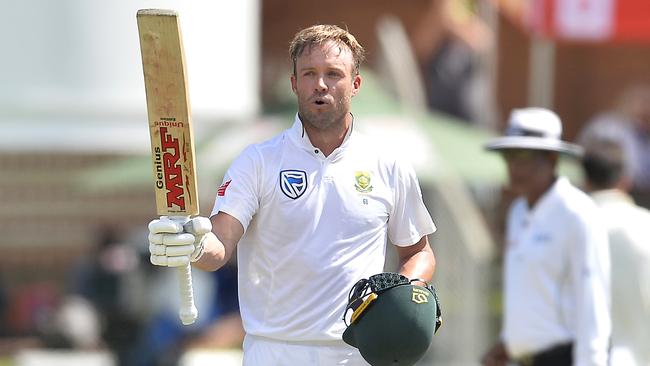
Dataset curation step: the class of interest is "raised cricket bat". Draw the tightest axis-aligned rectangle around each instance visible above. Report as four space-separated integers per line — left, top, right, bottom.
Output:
137 9 198 325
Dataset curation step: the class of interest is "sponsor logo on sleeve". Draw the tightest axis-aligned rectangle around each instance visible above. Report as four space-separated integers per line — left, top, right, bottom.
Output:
217 180 232 197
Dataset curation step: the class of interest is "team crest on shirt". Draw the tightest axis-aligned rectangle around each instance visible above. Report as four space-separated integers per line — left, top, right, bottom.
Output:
280 170 307 199
354 171 373 193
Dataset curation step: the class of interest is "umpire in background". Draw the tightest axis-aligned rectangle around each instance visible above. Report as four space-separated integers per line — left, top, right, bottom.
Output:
481 108 611 366
582 139 650 366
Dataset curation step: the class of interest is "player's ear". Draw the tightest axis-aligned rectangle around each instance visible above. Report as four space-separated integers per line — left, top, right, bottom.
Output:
290 73 298 94
351 74 362 97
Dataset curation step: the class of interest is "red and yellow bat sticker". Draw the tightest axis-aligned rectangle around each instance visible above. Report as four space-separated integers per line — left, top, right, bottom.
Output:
159 125 186 210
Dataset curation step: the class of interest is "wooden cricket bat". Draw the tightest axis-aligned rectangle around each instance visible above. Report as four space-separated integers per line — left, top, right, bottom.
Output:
137 9 198 325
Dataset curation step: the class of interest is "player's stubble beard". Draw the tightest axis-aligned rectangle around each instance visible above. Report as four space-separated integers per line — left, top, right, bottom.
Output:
298 90 352 132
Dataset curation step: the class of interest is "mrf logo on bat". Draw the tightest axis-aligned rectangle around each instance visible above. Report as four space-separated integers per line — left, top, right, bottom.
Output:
152 117 191 211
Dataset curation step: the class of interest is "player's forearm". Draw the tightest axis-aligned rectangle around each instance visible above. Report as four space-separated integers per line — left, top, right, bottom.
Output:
399 250 436 283
193 212 243 271
192 232 232 271
397 236 436 283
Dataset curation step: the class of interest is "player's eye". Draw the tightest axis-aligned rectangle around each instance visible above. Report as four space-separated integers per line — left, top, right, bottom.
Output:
328 71 342 78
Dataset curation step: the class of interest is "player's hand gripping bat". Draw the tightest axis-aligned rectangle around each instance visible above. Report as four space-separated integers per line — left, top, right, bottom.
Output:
137 9 198 325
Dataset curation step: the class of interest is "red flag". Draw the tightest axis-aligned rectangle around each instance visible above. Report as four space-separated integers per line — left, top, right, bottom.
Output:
496 0 650 42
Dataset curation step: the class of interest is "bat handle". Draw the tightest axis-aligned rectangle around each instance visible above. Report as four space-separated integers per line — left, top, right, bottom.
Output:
168 216 198 325
177 263 198 325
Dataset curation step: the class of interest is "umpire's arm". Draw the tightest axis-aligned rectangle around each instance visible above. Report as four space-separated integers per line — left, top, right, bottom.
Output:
396 235 436 283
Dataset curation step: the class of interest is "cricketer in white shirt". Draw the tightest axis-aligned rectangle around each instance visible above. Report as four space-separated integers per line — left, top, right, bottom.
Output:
502 177 611 366
210 115 436 342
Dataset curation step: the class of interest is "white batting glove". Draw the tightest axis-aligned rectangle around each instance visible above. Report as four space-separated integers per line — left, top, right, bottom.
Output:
148 216 213 267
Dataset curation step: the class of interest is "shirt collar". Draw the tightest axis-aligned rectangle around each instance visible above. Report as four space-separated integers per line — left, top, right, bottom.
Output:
287 114 310 150
287 113 355 157
523 176 567 216
590 189 634 206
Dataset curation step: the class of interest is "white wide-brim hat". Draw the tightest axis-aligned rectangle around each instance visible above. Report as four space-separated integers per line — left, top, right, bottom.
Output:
485 108 584 157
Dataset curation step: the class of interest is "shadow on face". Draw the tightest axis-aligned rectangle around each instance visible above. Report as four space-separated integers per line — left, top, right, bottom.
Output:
501 149 557 197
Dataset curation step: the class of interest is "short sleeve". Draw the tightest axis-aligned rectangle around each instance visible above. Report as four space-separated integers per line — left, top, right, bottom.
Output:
387 158 437 246
210 145 260 231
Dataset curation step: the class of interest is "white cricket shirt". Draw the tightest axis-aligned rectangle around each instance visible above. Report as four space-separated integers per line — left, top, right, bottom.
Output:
502 177 610 366
211 115 436 342
591 190 650 366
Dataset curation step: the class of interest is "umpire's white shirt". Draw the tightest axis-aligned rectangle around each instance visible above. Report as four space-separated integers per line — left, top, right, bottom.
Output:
502 177 610 366
211 115 436 342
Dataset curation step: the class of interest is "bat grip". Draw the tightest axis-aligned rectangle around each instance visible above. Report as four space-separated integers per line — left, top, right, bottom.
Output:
177 263 198 325
168 216 198 325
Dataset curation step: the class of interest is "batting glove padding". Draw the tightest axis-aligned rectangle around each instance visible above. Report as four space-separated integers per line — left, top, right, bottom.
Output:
148 216 212 267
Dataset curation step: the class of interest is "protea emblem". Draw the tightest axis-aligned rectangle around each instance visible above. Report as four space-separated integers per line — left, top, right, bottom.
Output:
354 171 373 193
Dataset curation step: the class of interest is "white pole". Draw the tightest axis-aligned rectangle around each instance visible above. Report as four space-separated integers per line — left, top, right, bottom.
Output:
527 36 556 108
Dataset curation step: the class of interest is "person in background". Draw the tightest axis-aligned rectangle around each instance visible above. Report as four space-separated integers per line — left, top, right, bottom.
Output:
614 85 650 193
581 138 650 366
578 84 650 198
67 227 141 362
481 108 610 366
411 0 493 124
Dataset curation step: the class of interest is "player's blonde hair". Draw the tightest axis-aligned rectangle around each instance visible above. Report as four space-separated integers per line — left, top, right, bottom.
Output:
289 24 365 76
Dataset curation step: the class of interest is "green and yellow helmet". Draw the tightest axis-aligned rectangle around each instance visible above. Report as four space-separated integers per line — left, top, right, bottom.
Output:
342 272 442 366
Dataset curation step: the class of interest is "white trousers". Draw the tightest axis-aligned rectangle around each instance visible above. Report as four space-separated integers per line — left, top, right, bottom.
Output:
242 334 371 366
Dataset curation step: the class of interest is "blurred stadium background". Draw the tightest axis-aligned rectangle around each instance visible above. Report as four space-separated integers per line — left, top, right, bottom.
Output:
1 0 650 365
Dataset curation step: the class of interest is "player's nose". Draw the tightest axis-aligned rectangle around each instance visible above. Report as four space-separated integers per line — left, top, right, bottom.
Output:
315 76 328 92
